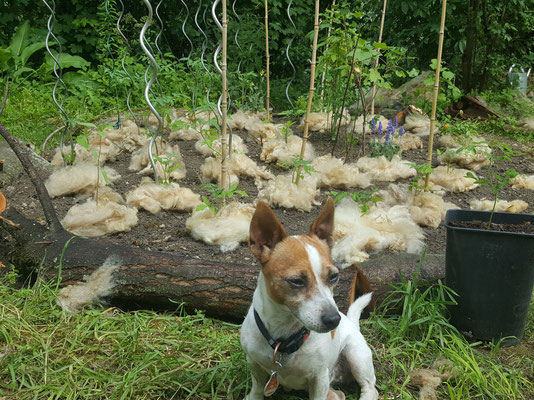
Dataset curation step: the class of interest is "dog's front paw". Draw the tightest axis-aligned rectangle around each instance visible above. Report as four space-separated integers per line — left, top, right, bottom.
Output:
327 388 345 400
358 387 378 400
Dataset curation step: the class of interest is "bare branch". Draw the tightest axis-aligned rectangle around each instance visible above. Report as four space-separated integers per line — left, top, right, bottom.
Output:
0 80 8 118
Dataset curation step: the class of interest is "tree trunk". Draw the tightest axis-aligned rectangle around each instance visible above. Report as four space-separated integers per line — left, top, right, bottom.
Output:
1 206 445 320
461 0 479 92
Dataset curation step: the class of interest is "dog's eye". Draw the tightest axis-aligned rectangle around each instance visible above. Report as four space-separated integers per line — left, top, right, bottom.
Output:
286 277 306 289
327 272 339 284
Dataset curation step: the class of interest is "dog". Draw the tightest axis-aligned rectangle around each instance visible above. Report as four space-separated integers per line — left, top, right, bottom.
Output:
241 198 378 400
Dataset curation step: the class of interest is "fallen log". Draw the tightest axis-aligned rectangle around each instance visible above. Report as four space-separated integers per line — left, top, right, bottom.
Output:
1 205 444 320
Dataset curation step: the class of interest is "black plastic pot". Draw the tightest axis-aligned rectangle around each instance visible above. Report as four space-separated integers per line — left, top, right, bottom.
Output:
444 209 534 345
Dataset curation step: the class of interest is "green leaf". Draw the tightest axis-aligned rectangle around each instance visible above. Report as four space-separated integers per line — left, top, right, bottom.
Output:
100 168 110 185
9 21 30 58
442 70 455 81
20 41 48 66
368 68 380 83
373 41 388 50
76 135 89 149
45 53 90 70
0 48 12 67
195 204 207 212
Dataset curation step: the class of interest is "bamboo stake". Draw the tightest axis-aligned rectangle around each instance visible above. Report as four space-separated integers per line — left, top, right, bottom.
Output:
424 0 447 189
264 0 270 121
220 0 229 191
295 0 320 185
369 0 387 117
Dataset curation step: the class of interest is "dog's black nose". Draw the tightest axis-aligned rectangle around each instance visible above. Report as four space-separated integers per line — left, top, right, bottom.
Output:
321 311 341 330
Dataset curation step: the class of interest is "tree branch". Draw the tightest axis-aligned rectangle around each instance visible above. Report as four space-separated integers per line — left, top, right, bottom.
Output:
0 121 64 233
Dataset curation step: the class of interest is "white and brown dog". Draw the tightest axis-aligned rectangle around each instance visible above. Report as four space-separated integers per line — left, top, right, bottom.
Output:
241 199 378 400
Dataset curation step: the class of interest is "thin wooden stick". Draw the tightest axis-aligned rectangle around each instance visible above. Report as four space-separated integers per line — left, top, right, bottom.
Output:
424 0 448 189
264 0 270 121
220 0 229 191
370 0 387 117
319 0 336 108
295 0 320 185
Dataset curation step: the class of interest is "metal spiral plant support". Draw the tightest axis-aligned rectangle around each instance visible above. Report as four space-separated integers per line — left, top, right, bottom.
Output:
154 0 164 59
140 0 162 184
201 6 216 113
232 0 243 78
117 0 140 134
212 0 223 118
285 0 296 109
196 1 215 115
181 0 197 110
42 0 72 164
211 0 233 156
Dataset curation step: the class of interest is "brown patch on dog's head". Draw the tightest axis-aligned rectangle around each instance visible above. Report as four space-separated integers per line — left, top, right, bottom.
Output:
308 197 335 247
249 201 288 264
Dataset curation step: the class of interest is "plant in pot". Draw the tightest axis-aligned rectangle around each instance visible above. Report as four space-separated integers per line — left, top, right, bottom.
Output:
444 139 534 346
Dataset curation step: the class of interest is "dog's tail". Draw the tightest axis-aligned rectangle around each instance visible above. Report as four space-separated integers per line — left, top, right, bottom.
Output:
346 292 373 324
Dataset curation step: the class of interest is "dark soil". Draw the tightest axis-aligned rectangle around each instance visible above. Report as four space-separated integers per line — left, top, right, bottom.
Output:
3 113 534 266
449 220 534 234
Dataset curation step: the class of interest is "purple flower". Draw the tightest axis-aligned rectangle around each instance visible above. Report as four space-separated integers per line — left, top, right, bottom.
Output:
386 122 395 142
377 121 383 135
370 117 377 131
393 116 399 127
399 126 405 136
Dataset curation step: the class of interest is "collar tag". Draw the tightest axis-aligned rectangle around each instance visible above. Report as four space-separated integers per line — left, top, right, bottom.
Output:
264 371 279 397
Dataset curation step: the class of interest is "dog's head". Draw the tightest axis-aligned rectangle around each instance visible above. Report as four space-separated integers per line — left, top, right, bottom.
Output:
249 198 341 333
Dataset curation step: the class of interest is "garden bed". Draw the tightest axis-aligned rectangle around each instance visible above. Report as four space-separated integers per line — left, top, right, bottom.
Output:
3 111 534 267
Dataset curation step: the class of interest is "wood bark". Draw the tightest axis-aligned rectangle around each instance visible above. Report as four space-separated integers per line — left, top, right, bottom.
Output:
461 0 479 92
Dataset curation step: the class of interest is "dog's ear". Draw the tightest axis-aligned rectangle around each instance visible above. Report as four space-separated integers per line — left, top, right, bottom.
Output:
249 201 288 263
309 197 335 247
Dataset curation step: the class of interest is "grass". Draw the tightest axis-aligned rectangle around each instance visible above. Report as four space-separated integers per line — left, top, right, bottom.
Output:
1 264 533 400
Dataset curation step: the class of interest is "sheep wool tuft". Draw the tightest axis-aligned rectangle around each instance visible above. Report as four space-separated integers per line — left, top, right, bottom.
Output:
469 198 528 213
261 135 315 164
104 120 150 152
45 162 120 198
247 120 283 141
438 135 491 171
136 144 186 182
379 183 457 228
298 110 350 133
200 153 273 187
51 134 120 166
510 174 534 190
57 256 121 312
403 113 439 136
60 188 138 237
257 173 320 212
356 155 416 182
424 166 479 193
126 177 201 214
227 110 268 131
311 154 371 189
332 197 425 266
194 134 248 156
129 137 168 171
185 201 255 252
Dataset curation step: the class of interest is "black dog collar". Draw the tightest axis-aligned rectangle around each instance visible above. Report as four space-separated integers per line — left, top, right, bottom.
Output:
253 309 310 355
